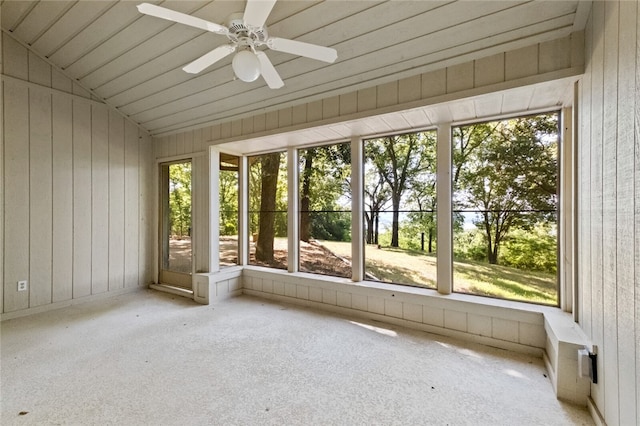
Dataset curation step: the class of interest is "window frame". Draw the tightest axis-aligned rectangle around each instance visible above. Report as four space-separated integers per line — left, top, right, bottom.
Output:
214 107 575 312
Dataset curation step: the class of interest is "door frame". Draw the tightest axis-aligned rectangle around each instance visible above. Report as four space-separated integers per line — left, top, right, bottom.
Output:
157 156 195 289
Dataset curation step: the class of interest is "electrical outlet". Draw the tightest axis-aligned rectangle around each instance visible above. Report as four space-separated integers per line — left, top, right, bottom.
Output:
17 280 27 292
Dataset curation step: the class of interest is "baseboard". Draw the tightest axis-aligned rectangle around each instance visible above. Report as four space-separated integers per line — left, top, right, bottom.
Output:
587 397 606 426
0 285 146 321
150 283 194 299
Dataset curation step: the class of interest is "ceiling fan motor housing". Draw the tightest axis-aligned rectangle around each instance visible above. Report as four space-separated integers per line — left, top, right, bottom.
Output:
226 12 268 45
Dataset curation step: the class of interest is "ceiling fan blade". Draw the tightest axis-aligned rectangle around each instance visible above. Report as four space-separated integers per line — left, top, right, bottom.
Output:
243 0 277 28
183 45 236 74
256 51 284 89
137 3 228 35
267 37 337 63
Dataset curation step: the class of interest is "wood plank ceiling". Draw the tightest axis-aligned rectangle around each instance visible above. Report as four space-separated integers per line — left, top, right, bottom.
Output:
1 1 586 137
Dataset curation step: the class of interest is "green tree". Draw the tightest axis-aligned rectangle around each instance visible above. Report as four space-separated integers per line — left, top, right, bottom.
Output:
366 133 432 248
405 132 437 252
169 162 191 237
299 143 351 242
364 168 389 245
454 114 558 265
219 158 239 236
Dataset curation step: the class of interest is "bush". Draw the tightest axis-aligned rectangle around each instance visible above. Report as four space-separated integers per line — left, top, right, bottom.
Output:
453 229 486 261
500 225 557 273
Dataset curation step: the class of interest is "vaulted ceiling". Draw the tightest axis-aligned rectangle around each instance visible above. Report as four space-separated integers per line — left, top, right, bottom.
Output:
1 1 590 138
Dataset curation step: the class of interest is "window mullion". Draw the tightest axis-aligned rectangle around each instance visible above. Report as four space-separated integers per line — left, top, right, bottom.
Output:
239 155 249 266
209 146 220 273
436 124 452 294
351 136 364 282
287 147 299 273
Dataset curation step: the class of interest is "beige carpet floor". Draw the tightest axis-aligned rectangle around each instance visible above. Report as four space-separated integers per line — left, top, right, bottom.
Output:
1 289 593 425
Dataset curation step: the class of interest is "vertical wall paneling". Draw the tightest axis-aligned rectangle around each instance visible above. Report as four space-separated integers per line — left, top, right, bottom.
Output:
589 0 605 411
601 2 619 421
2 34 153 315
192 128 202 153
176 133 184 155
27 51 51 88
51 68 72 93
124 121 140 287
28 87 53 307
139 132 153 285
635 4 640 424
616 1 637 424
580 12 593 335
578 1 640 423
3 35 28 79
184 131 193 154
72 100 92 299
108 111 125 291
1 28 4 312
91 105 109 294
167 134 176 157
3 83 30 312
51 94 73 302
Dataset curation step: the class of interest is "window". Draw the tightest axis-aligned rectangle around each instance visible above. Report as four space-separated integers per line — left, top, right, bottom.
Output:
298 143 352 278
451 113 559 305
215 109 568 307
248 151 288 270
219 153 239 268
363 131 437 289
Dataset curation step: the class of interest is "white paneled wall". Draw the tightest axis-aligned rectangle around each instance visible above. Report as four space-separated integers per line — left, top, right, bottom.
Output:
1 35 154 316
578 1 639 424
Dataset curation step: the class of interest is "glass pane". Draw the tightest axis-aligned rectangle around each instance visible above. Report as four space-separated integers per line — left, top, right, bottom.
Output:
451 113 559 305
248 152 288 270
162 161 192 275
363 131 437 289
220 153 239 268
298 143 352 278
364 211 437 288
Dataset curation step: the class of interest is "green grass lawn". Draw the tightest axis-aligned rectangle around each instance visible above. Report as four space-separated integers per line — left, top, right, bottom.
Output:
319 240 557 305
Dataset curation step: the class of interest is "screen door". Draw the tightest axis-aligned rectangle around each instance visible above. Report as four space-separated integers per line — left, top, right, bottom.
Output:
159 160 192 288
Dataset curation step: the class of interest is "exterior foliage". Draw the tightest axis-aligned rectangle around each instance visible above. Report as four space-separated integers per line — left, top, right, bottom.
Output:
169 162 191 237
453 114 558 267
222 112 559 299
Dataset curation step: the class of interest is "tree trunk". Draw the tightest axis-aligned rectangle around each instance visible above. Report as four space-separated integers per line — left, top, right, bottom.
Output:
483 212 497 264
299 151 314 242
374 212 379 245
488 248 498 264
365 212 374 244
428 229 433 253
391 195 400 247
256 153 281 262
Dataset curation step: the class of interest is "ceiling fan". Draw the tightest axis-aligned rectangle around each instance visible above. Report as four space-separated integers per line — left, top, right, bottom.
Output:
137 1 338 89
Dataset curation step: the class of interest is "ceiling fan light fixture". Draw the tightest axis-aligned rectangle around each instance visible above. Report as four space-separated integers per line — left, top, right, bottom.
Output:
232 50 261 82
